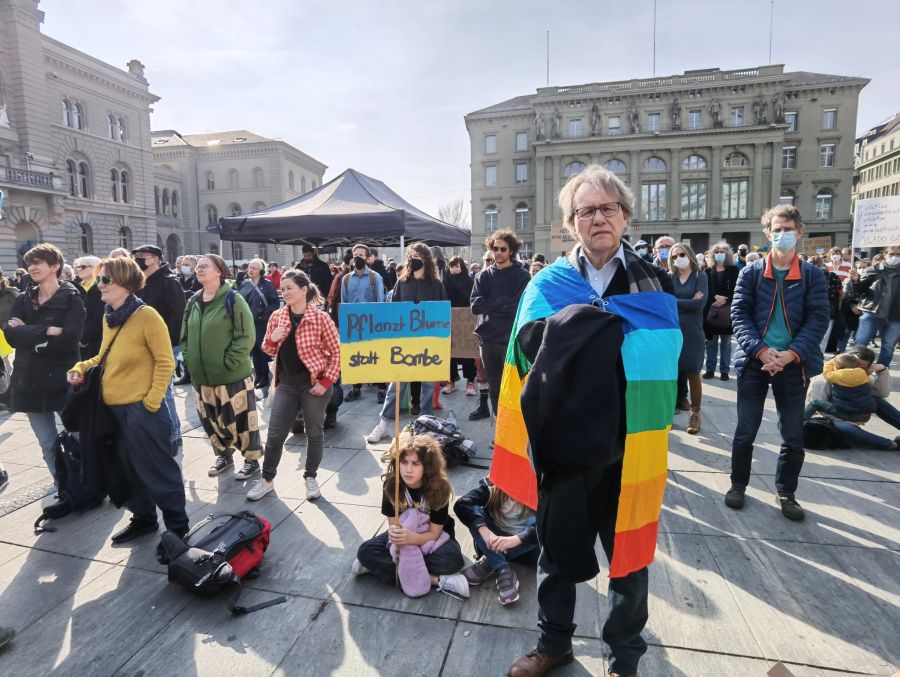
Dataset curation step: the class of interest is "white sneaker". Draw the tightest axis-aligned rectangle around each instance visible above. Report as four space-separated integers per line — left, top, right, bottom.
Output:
351 558 370 576
305 476 321 500
366 420 388 443
436 573 470 599
247 479 274 501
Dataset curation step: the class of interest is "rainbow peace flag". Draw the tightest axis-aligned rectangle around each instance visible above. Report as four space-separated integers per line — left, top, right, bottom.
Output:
490 257 681 578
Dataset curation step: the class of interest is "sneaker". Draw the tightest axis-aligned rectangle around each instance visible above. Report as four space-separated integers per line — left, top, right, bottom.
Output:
468 403 490 421
436 573 470 599
676 397 691 411
305 476 321 500
376 390 386 404
0 626 15 650
724 484 746 509
720 373 730 381
442 382 456 394
463 557 495 586
366 420 388 443
465 381 476 396
234 459 260 481
345 388 361 402
496 568 520 605
702 371 715 379
247 479 274 501
777 493 805 521
207 455 234 477
0 467 8 494
351 558 370 576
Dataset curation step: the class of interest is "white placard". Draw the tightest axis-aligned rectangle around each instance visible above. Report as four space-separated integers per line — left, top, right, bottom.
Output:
853 197 900 249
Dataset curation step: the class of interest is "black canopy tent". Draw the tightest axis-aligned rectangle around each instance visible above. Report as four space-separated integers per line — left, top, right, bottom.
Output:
212 168 471 249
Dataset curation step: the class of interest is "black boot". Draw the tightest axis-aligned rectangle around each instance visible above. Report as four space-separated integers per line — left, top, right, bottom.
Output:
469 393 491 421
323 411 337 429
111 517 159 543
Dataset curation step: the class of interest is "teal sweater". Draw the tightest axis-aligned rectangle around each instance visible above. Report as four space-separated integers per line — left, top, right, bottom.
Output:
180 281 254 386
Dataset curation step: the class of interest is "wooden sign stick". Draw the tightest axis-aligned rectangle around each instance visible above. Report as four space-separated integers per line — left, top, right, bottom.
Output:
394 380 401 588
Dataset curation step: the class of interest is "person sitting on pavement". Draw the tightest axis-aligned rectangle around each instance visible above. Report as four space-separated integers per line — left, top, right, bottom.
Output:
442 256 476 396
180 254 262 481
247 271 339 502
341 243 385 404
237 258 280 393
804 353 876 423
67 256 188 544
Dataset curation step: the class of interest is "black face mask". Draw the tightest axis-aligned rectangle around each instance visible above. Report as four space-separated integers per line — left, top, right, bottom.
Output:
408 259 424 272
353 257 366 270
135 258 149 271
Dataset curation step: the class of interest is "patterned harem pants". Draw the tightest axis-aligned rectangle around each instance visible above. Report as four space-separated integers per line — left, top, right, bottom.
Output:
193 375 262 460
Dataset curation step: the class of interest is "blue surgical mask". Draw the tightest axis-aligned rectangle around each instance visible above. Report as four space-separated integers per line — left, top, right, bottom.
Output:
771 231 797 253
636 247 647 255
658 248 670 261
714 253 727 264
887 256 900 267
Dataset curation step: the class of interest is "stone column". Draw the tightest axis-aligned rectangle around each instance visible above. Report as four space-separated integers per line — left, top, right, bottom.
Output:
752 143 765 217
770 141 783 208
669 148 681 222
535 156 545 229
630 150 640 193
710 146 722 219
551 156 561 223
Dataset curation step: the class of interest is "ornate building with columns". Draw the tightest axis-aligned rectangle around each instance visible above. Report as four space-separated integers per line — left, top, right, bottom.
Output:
0 0 158 272
465 64 868 259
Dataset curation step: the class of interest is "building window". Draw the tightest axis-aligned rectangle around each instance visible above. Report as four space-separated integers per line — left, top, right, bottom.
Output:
820 144 836 168
167 234 181 263
252 201 266 212
79 224 92 254
563 161 586 178
208 242 219 255
823 108 837 129
78 162 90 198
232 242 243 260
312 179 318 189
520 243 533 260
569 118 582 138
206 171 215 190
119 226 131 249
516 131 528 151
688 110 702 130
816 189 833 219
230 203 242 216
604 159 627 174
785 111 798 133
682 154 707 170
730 106 744 127
721 180 749 219
484 134 497 154
154 186 160 214
645 156 667 172
72 103 84 130
171 189 177 216
783 146 797 169
780 189 795 205
484 205 498 231
111 169 119 202
62 99 71 126
485 165 497 187
253 168 264 188
515 203 529 230
647 113 661 132
120 171 129 204
117 117 126 142
607 116 621 135
207 205 218 225
288 170 295 189
162 188 170 215
301 176 307 192
681 182 707 220
724 152 749 168
515 162 528 184
108 114 117 139
228 169 239 189
641 182 667 221
66 159 77 196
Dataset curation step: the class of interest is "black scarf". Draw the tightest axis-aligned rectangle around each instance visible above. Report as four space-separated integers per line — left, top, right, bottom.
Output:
105 294 145 327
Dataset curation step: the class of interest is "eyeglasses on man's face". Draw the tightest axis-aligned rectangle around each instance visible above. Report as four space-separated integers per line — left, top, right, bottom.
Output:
573 202 621 221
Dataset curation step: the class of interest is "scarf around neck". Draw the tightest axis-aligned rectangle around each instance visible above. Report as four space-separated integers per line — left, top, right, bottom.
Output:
105 293 145 327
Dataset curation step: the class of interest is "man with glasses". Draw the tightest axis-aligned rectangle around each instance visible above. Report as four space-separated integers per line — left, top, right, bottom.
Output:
470 229 531 421
652 235 674 268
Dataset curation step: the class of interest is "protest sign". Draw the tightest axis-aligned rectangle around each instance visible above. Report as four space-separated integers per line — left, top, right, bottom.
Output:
550 219 577 253
451 307 480 359
853 197 900 249
339 301 451 384
802 235 832 258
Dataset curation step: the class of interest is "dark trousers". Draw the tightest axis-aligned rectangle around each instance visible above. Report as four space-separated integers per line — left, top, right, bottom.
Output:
731 360 807 495
356 530 464 586
251 320 272 387
263 381 331 481
875 396 900 430
449 358 477 382
535 470 648 676
109 402 188 531
479 341 507 415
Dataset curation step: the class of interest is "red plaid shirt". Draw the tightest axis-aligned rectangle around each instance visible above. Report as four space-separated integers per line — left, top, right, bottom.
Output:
262 305 341 388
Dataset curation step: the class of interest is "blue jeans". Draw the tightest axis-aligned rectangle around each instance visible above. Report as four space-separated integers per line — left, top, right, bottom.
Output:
705 334 732 374
164 381 180 444
468 508 538 572
831 420 894 450
853 314 900 366
874 396 900 430
378 381 434 422
731 360 807 495
27 411 61 485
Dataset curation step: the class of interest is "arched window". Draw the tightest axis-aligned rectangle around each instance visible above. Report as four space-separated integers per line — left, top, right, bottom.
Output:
79 224 92 254
815 189 833 220
253 168 264 188
301 176 307 192
66 159 77 196
645 156 667 171
604 159 627 174
228 169 239 190
154 186 160 214
120 171 129 203
724 152 749 168
229 203 242 216
171 190 178 216
117 117 126 141
15 222 41 266
110 169 119 202
166 234 180 262
207 205 218 225
108 114 117 139
72 103 83 130
779 189 795 205
119 226 131 249
563 161 586 178
288 170 295 190
157 234 164 250
515 202 529 230
206 171 215 190
682 154 707 170
232 243 244 260
162 188 170 215
208 242 219 254
78 161 90 198
484 204 498 231
62 99 72 126
252 201 266 212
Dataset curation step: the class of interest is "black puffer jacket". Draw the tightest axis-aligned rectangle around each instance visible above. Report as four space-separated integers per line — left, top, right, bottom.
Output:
4 282 85 413
856 263 900 321
135 264 186 347
443 272 474 308
80 283 104 359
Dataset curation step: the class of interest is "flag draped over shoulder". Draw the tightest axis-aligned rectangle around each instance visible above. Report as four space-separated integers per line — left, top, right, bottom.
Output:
489 254 681 578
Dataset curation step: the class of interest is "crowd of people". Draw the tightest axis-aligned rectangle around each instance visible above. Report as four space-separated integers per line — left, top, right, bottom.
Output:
0 162 898 676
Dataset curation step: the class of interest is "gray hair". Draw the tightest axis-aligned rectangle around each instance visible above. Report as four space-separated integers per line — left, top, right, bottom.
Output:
705 241 734 268
74 255 100 269
558 164 634 231
668 242 701 275
761 204 802 231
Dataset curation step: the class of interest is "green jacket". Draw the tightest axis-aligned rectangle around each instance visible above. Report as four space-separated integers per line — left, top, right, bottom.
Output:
180 281 254 386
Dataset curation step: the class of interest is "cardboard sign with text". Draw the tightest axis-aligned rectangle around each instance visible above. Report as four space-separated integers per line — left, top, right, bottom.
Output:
550 219 577 253
802 235 833 258
854 197 900 249
451 307 481 359
338 301 451 384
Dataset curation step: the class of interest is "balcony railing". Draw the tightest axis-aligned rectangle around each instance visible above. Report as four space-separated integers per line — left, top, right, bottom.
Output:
1 166 55 190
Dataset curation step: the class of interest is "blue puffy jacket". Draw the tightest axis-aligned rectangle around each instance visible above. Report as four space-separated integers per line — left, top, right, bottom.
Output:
731 255 829 379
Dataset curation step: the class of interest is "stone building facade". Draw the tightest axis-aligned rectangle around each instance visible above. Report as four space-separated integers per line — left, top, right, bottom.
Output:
0 0 158 271
465 64 868 259
151 129 326 266
852 113 900 220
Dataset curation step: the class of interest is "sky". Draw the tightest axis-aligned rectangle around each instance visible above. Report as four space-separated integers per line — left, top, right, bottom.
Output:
40 0 900 221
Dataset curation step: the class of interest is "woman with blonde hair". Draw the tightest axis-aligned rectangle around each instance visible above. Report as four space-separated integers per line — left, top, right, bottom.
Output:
74 255 103 358
702 242 739 381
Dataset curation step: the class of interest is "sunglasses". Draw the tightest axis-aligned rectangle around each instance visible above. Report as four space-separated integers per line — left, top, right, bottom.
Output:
74 264 91 270
97 275 114 286
491 246 509 253
674 252 689 259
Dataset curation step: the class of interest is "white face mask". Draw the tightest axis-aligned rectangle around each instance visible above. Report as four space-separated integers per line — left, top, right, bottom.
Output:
674 256 691 270
831 255 842 264
180 266 192 276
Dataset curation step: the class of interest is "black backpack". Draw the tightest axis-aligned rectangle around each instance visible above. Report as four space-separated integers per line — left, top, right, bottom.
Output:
803 418 848 450
34 432 105 533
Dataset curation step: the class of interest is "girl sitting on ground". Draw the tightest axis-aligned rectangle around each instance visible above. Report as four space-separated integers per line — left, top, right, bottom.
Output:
352 434 469 599
453 478 537 605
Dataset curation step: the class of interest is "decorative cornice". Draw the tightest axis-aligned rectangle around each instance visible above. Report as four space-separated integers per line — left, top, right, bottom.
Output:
44 54 159 104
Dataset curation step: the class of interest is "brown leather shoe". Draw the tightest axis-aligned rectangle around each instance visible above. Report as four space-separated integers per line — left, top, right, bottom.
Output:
686 411 701 434
508 648 574 676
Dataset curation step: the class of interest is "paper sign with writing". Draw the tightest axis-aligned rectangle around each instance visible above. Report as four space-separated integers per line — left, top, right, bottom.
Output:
550 219 577 253
339 301 451 384
802 235 832 258
854 197 900 249
451 307 481 359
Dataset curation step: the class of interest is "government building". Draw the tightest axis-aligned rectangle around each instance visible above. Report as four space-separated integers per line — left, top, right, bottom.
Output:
852 113 900 218
465 64 868 259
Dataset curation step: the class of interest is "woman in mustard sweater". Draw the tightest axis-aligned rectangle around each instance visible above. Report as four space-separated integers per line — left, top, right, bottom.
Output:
68 256 188 545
